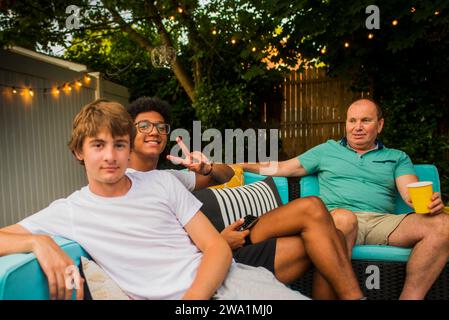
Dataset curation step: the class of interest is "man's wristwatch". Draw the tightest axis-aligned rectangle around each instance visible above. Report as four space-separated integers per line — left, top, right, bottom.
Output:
204 162 214 176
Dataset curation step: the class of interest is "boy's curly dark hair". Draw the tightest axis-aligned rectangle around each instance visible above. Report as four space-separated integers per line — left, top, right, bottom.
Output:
127 96 172 124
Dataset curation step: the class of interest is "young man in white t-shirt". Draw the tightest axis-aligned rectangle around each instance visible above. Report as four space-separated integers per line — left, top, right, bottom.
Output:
0 99 311 300
126 97 364 300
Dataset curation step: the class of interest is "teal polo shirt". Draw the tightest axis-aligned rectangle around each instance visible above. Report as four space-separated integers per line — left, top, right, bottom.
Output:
298 139 416 213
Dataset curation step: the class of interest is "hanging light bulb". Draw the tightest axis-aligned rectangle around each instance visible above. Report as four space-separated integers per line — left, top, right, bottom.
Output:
344 42 350 48
392 19 398 26
84 75 91 83
76 81 82 87
29 88 34 97
320 47 326 54
368 33 374 39
12 87 17 94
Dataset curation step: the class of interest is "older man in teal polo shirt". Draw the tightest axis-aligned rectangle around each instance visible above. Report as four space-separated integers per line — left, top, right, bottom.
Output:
242 98 449 300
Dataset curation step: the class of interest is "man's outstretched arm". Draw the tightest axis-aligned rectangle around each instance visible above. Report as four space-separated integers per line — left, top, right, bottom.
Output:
0 224 84 300
182 211 233 300
240 157 308 177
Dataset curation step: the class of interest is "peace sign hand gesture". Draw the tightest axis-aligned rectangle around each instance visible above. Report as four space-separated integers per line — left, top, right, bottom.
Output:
166 137 213 176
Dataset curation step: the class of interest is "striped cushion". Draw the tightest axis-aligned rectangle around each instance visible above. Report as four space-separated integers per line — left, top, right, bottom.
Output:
193 177 282 231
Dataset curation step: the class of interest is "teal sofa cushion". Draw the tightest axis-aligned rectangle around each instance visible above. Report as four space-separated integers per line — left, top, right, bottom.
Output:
299 164 441 262
0 236 90 300
352 245 411 262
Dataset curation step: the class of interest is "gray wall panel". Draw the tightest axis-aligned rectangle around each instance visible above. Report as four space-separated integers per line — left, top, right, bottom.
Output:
0 49 129 228
0 69 93 227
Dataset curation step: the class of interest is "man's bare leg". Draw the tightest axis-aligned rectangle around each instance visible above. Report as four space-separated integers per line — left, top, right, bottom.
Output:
388 213 449 299
249 196 363 300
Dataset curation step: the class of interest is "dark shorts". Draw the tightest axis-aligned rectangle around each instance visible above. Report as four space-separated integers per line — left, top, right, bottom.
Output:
232 238 277 274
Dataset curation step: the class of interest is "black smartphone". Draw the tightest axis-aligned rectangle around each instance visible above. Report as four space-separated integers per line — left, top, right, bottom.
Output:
239 215 259 231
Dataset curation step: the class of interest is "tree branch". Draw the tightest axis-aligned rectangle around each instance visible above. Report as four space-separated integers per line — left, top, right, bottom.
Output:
175 4 204 84
143 0 195 102
102 2 154 52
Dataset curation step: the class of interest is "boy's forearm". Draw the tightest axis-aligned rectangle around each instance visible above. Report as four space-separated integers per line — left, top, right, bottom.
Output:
0 231 35 256
182 239 232 300
210 163 235 184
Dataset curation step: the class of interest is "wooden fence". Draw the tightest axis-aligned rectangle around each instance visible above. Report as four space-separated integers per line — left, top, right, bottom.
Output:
279 68 372 158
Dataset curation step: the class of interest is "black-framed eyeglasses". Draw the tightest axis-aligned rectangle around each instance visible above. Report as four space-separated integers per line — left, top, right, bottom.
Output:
135 120 171 135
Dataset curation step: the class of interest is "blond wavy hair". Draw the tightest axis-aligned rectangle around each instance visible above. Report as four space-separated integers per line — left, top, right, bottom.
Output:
68 99 136 165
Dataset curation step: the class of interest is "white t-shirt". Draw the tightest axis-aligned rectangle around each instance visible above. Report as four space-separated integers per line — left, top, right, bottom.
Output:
126 168 196 191
19 170 203 300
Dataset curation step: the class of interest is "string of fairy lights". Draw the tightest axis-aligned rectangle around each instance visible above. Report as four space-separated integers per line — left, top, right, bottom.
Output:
323 7 441 53
172 5 443 56
0 74 92 98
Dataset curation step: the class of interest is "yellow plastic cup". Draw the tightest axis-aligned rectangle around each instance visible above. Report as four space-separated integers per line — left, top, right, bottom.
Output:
407 181 433 214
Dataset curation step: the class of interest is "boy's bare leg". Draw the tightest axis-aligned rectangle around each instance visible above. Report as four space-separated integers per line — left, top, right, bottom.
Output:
272 235 311 284
249 196 363 300
311 231 351 299
272 234 342 300
311 209 359 299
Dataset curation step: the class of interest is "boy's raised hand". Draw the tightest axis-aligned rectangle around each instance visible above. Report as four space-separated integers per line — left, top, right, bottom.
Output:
167 137 213 176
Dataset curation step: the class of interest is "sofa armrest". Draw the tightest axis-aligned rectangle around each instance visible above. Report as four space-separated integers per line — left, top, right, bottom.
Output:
0 236 90 300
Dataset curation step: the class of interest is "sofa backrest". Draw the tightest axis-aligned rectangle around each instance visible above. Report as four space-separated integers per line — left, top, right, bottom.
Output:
300 164 440 214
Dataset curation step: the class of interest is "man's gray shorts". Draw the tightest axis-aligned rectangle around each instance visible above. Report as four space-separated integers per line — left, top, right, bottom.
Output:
213 263 310 300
